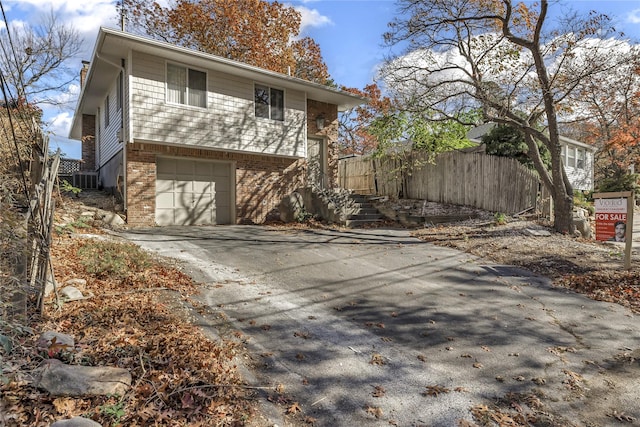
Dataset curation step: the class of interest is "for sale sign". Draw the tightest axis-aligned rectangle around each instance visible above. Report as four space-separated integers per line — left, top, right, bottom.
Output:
594 197 627 242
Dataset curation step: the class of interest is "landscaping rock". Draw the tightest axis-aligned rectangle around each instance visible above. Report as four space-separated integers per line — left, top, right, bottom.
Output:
523 228 552 237
60 286 85 302
95 208 125 226
65 278 87 287
573 217 592 239
37 332 75 352
37 359 131 397
51 417 101 427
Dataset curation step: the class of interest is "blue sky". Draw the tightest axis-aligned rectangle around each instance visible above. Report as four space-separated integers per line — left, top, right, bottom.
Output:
2 0 640 158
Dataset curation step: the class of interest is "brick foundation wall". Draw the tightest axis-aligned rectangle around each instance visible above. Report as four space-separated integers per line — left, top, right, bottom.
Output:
125 142 305 226
126 146 156 227
81 114 96 171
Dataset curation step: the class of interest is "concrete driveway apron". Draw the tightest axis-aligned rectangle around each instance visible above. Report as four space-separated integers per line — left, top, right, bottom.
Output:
120 225 640 426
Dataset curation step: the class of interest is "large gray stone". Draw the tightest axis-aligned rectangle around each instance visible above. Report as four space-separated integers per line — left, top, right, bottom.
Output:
60 286 85 302
64 278 87 287
37 359 131 397
51 417 101 427
573 217 592 239
95 209 125 226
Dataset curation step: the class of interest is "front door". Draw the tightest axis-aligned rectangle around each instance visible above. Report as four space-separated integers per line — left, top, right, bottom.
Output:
307 137 325 189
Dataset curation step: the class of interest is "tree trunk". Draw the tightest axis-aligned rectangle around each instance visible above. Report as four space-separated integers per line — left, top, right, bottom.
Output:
550 185 574 234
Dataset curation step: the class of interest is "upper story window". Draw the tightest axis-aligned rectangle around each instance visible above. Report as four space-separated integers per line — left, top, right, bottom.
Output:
255 84 284 121
167 63 207 108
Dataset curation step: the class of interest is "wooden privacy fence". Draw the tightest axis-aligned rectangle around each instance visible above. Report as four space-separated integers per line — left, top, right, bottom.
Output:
338 151 541 214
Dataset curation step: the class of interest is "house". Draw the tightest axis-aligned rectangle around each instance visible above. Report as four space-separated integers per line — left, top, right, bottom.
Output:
69 27 365 226
467 124 596 191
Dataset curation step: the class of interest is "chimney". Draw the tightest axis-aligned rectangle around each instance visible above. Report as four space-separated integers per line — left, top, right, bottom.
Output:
80 60 90 88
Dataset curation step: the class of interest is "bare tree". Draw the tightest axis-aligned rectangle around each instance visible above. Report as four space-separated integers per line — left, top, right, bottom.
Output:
0 10 82 105
381 0 630 233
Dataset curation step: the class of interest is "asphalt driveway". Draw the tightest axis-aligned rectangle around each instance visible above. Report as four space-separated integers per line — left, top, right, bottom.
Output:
120 225 640 426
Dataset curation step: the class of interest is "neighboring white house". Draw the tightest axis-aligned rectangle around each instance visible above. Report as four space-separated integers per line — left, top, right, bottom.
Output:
69 27 364 226
467 124 596 191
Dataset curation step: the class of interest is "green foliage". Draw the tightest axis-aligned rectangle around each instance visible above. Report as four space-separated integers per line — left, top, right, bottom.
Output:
494 212 507 225
597 172 639 196
369 110 475 161
99 397 125 426
482 124 551 171
60 179 81 196
77 241 151 280
573 191 595 215
54 215 91 235
295 206 313 223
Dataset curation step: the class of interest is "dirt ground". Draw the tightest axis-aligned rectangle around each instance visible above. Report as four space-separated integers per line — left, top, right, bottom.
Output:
393 198 640 314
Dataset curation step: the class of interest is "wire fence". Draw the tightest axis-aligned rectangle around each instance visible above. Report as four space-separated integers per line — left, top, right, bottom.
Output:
0 1 60 321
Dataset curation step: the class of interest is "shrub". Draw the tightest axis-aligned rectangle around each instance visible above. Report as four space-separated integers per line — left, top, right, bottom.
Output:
77 241 151 279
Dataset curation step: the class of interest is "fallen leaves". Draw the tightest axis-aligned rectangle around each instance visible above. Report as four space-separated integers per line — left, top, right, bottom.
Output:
423 385 450 397
371 385 386 397
370 353 386 365
0 232 255 426
364 405 383 418
287 401 302 414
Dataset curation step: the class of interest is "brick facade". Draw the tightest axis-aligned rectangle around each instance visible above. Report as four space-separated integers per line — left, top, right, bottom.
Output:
125 142 306 226
81 114 96 171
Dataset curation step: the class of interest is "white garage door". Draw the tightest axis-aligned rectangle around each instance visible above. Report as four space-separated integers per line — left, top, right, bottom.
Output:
156 157 233 226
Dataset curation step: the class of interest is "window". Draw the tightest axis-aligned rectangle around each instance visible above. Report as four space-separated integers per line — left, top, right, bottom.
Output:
255 84 284 121
166 63 207 108
577 148 585 170
104 96 110 128
566 146 576 168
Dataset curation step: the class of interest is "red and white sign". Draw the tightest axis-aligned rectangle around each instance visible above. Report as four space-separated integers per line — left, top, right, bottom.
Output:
595 198 627 242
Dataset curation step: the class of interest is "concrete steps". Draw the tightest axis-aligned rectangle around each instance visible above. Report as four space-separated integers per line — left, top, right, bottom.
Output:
344 194 386 228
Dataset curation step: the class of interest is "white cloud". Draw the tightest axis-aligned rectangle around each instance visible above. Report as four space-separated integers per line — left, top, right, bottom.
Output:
628 9 640 24
45 110 73 138
295 6 333 33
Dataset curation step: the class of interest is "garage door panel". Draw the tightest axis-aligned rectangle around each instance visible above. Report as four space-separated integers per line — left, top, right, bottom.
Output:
156 192 175 208
176 159 193 174
155 208 174 226
213 177 229 189
155 157 232 226
214 191 230 208
174 192 195 210
193 180 213 193
213 164 229 177
156 157 175 174
156 178 174 193
195 162 213 176
174 208 193 225
215 209 231 224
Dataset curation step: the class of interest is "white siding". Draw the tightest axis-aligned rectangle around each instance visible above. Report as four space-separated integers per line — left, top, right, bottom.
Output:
98 78 123 168
562 143 594 191
130 51 306 158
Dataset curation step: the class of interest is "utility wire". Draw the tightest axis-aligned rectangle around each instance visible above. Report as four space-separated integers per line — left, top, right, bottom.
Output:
0 72 31 204
0 0 39 140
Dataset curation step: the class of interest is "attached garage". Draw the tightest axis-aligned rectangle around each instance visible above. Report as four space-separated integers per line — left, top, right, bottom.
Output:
155 157 234 226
